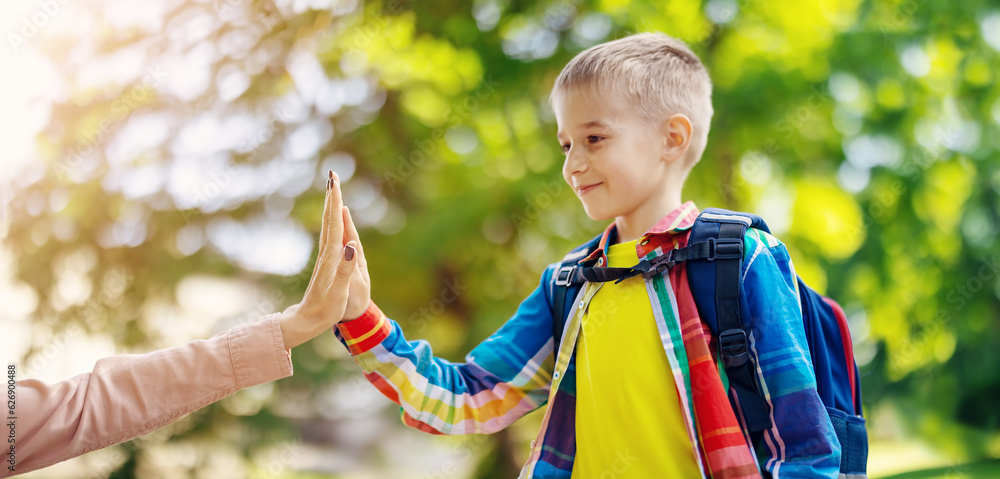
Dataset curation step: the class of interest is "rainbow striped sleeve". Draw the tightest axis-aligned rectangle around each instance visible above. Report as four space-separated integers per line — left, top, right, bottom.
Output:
333 284 556 435
336 301 394 355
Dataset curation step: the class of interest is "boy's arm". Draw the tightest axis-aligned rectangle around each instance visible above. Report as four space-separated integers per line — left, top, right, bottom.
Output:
333 267 557 435
741 229 841 478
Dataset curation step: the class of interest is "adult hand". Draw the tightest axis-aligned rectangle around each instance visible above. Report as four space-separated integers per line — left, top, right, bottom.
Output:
278 171 359 349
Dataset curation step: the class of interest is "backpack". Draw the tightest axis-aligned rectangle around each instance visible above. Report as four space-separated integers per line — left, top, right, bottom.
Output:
547 208 867 477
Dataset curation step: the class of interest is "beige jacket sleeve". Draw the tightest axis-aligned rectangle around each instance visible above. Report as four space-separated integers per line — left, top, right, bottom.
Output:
4 314 292 477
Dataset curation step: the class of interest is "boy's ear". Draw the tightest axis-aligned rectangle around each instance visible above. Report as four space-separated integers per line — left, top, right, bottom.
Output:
659 114 693 164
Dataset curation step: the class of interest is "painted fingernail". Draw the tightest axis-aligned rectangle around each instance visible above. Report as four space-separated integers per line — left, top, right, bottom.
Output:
345 244 355 261
327 178 331 190
329 169 335 182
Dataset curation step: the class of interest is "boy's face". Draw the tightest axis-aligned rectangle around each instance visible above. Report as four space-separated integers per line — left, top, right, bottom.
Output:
554 86 681 224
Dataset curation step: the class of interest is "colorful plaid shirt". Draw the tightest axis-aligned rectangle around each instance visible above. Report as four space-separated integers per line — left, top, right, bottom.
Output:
334 202 840 478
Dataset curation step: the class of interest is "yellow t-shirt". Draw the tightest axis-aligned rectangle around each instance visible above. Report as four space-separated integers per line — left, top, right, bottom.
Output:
571 239 701 478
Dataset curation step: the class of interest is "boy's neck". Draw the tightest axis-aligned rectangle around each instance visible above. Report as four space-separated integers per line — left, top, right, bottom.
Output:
612 195 683 245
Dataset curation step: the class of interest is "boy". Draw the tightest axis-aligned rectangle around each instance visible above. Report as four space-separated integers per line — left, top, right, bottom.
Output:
330 32 840 478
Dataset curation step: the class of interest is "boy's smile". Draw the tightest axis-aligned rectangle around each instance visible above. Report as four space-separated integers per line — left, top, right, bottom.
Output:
553 86 692 243
575 182 602 196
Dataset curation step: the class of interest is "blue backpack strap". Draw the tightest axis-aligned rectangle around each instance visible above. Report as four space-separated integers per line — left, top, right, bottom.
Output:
551 267 582 353
686 208 773 434
549 232 603 353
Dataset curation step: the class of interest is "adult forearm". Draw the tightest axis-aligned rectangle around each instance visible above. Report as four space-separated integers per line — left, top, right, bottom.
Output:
6 315 292 477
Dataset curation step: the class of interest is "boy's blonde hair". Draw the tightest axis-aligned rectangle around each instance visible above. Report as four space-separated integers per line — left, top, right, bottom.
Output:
550 32 714 167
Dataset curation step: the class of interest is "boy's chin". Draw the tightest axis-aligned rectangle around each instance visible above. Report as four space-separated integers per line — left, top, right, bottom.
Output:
580 205 616 222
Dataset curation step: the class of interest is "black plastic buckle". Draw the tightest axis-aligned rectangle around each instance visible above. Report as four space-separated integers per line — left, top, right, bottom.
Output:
719 328 750 367
554 265 577 286
707 237 743 261
641 251 676 278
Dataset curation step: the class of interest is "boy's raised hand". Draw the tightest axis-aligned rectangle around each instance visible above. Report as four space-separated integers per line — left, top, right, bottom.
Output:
337 175 372 322
278 171 359 349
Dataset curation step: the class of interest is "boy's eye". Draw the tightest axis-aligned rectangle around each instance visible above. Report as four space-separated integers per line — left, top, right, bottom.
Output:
560 136 603 153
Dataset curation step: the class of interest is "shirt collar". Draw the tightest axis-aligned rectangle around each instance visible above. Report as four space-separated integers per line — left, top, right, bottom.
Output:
578 201 700 265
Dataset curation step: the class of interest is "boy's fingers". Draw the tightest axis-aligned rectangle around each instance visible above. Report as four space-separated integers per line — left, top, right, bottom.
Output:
327 241 358 301
342 206 367 270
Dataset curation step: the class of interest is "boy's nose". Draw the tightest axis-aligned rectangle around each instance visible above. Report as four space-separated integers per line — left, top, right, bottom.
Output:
562 148 587 178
